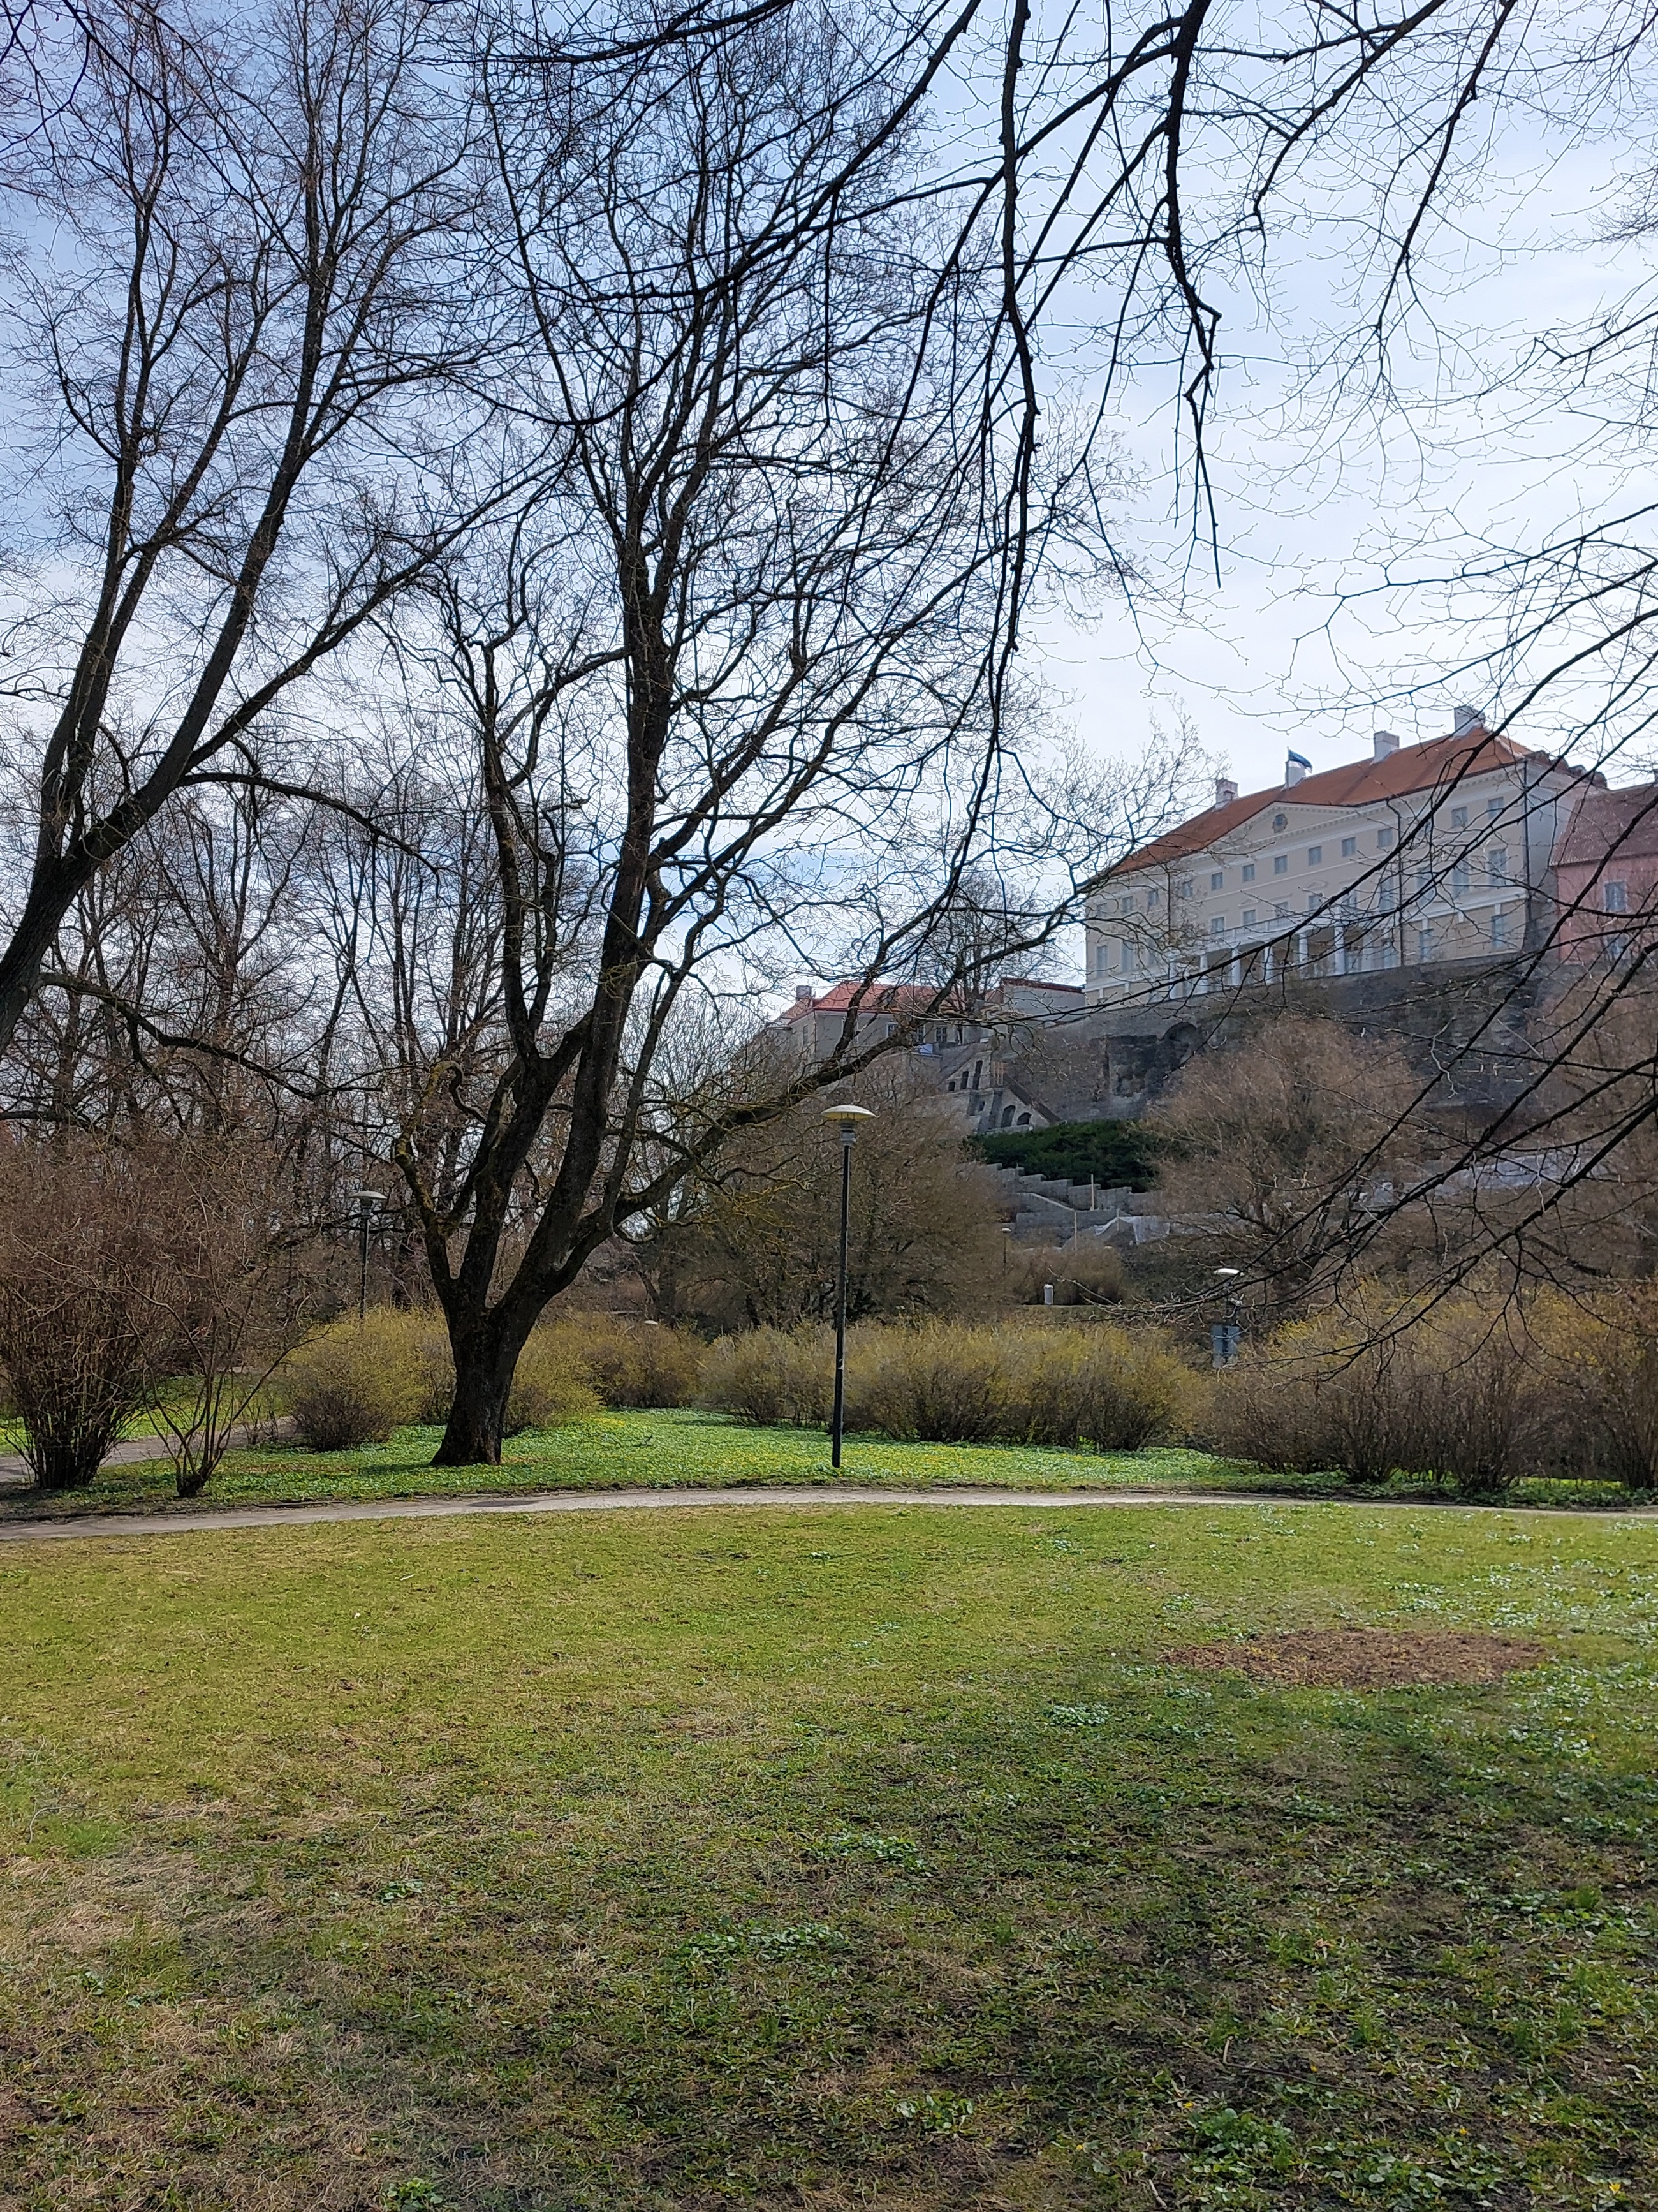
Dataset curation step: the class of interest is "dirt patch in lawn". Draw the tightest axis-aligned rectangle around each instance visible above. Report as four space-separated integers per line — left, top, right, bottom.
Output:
1166 1628 1549 1688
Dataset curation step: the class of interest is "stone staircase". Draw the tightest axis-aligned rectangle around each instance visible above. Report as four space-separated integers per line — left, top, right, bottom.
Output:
989 1166 1166 1244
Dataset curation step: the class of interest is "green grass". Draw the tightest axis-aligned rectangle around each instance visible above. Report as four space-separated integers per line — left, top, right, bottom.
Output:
3 1406 1647 1521
0 1408 1235 1518
3 1501 1657 2208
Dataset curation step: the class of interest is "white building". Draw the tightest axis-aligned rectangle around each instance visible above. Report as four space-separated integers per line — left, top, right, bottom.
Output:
1085 712 1590 1006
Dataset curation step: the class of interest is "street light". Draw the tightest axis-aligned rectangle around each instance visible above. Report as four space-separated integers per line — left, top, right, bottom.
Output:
822 1103 875 1469
1212 1267 1242 1368
351 1187 385 1322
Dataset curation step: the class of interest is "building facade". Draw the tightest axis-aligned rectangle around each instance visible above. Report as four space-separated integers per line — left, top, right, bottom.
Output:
1551 781 1658 965
1084 712 1589 1008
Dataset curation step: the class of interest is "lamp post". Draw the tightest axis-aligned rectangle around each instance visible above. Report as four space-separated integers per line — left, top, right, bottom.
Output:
1212 1267 1242 1368
351 1188 385 1322
821 1103 875 1469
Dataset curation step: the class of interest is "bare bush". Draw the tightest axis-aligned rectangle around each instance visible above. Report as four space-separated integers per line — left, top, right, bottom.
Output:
698 1329 832 1428
842 1325 1011 1444
1006 1243 1126 1307
550 1316 700 1410
282 1312 426 1452
140 1139 310 1496
0 1137 165 1487
1205 1293 1552 1493
503 1332 599 1438
1002 1329 1191 1450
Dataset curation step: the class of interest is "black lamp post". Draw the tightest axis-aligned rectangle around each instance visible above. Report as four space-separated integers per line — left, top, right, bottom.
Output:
351 1187 385 1322
822 1102 874 1469
1212 1266 1242 1367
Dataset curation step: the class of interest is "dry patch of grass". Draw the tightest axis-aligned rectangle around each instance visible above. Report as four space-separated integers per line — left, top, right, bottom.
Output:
1168 1627 1551 1688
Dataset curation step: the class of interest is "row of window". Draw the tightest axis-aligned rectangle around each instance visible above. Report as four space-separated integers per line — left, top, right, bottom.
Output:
1105 799 1523 917
1097 907 1516 977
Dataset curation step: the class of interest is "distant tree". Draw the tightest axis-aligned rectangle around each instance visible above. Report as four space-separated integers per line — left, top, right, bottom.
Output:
648 1071 1007 1332
1147 1017 1429 1313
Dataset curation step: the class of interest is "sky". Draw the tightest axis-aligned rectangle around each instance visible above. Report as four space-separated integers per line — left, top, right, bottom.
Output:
1029 107 1656 804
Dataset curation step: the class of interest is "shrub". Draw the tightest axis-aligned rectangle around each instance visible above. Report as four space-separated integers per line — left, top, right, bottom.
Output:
282 1311 426 1450
699 1327 831 1426
1002 1327 1190 1450
1205 1294 1550 1494
1532 1287 1658 1490
552 1315 700 1408
503 1329 601 1434
1006 1242 1126 1307
0 1137 166 1489
842 1324 1011 1443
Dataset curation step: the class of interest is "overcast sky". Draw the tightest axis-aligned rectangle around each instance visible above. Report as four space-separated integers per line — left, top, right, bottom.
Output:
1034 115 1654 800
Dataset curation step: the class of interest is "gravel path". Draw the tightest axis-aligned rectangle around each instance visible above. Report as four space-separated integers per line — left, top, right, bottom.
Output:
0 1483 1270 1542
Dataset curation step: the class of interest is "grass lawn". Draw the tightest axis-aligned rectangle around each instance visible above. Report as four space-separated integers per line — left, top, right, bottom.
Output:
3 1501 1657 2208
0 1410 1240 1519
1 1408 1641 1520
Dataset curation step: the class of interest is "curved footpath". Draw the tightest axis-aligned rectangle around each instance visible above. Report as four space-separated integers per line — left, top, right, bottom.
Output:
0 1482 1650 1542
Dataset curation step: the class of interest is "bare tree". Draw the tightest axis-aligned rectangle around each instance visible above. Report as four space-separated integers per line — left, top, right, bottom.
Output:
334 7 1154 1463
0 0 497 1058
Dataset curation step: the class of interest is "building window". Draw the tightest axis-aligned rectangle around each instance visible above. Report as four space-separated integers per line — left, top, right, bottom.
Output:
1275 902 1289 918
1341 836 1357 857
1377 827 1394 849
1451 861 1469 893
1605 880 1629 913
1121 892 1136 914
1242 908 1256 927
1177 878 1193 898
1417 925 1435 963
1609 933 1629 964
1304 892 1319 914
1488 848 1507 883
1120 941 1136 970
1490 908 1508 948
1272 812 1288 830
1273 854 1288 875
1210 870 1224 890
1307 844 1323 865
1451 804 1468 830
1241 862 1256 883
971 1059 983 1088
1209 915 1225 935
1416 866 1433 897
1487 797 1502 818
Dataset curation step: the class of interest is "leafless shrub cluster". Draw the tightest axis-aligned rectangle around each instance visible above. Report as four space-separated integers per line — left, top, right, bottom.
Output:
1204 1287 1658 1494
701 1317 1191 1452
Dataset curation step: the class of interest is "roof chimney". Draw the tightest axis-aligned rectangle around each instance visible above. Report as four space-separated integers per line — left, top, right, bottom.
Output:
1214 776 1238 809
1285 749 1310 787
1452 703 1485 737
1373 729 1400 761
795 983 813 1002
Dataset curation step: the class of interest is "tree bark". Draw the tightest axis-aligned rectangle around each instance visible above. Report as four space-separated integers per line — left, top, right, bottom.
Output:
434 1328 519 1466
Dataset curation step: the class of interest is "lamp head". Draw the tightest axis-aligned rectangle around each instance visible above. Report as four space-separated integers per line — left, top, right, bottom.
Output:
821 1103 875 1127
1214 1267 1242 1277
351 1187 386 1209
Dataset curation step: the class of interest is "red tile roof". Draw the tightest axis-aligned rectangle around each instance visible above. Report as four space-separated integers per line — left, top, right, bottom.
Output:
1111 726 1551 877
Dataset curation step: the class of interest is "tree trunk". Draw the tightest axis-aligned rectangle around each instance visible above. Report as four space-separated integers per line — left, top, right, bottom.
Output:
434 1332 518 1466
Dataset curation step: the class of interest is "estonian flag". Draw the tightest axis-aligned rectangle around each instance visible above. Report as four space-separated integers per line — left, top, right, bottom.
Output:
1288 749 1311 772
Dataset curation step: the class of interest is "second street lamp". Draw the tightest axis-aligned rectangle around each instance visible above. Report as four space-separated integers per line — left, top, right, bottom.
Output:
821 1102 875 1470
351 1187 385 1322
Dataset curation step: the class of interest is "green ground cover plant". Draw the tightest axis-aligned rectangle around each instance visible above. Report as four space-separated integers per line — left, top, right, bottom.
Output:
2 1503 1656 2209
